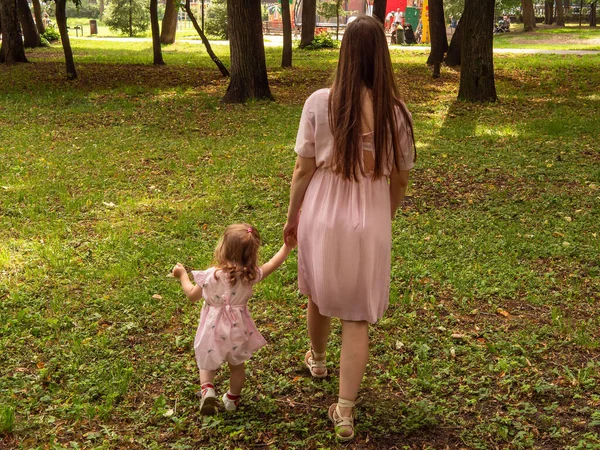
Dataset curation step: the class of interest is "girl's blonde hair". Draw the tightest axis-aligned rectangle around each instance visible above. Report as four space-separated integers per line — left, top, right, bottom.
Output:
328 14 416 181
214 223 261 284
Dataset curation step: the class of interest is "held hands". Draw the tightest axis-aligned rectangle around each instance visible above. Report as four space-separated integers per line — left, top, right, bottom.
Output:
283 219 298 248
172 263 187 279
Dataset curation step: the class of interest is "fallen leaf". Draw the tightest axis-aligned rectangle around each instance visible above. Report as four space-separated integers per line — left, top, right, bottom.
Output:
496 307 510 318
163 408 174 417
152 294 163 300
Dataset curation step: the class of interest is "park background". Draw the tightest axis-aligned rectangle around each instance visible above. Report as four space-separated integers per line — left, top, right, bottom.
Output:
1 0 600 448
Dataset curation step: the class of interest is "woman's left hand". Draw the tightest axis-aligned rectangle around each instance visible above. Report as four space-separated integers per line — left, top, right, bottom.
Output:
283 219 298 247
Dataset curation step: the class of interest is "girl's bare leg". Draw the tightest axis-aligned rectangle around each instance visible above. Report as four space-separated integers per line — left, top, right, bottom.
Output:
228 362 245 395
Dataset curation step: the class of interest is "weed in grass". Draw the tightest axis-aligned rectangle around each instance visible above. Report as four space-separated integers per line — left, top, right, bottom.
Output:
0 405 15 434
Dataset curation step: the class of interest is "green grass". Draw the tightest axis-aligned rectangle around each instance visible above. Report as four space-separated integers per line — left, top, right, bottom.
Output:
1 41 599 449
494 24 600 50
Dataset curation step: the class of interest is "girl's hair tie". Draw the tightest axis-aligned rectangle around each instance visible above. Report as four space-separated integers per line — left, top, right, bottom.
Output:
247 227 252 234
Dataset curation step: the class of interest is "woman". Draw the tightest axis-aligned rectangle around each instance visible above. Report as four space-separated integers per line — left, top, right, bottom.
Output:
284 15 416 441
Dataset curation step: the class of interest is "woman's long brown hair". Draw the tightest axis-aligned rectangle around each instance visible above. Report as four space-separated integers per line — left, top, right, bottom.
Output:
328 15 416 181
214 223 261 284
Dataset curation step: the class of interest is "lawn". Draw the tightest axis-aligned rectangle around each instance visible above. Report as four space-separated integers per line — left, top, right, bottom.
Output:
0 41 599 449
493 24 600 50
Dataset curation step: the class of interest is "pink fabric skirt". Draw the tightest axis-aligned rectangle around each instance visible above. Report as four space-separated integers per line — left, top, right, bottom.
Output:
297 168 392 323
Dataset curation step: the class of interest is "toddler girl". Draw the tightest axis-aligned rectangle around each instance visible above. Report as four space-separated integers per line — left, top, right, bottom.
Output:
172 223 293 415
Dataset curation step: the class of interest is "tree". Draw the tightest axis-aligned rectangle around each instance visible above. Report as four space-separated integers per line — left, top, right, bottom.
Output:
300 0 316 48
222 0 272 103
17 0 41 47
55 0 77 78
591 1 597 26
317 0 343 40
0 0 28 63
184 0 229 76
31 0 45 34
556 0 565 26
521 0 536 31
444 16 463 66
149 0 164 64
427 0 448 78
281 0 292 67
458 0 497 102
160 0 177 44
372 0 387 23
544 0 553 24
104 0 150 36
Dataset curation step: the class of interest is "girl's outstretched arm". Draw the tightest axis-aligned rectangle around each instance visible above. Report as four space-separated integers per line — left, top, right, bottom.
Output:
172 263 203 302
260 244 294 279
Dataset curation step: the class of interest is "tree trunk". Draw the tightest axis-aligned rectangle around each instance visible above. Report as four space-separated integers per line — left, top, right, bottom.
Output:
150 0 164 64
372 0 387 24
281 0 292 67
0 0 28 63
160 0 177 44
591 1 597 27
556 0 564 26
458 0 496 102
16 0 40 47
444 17 463 66
522 0 536 31
99 0 104 16
185 0 229 76
31 0 44 34
55 0 76 78
544 0 553 24
129 0 133 36
300 0 315 47
427 0 448 78
222 0 272 103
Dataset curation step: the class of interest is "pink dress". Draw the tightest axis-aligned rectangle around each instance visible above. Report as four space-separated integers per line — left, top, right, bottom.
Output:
192 267 267 370
295 88 415 323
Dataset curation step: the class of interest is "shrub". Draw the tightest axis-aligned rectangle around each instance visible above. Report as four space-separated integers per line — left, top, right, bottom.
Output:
301 31 339 50
205 0 227 39
104 0 150 36
41 25 60 42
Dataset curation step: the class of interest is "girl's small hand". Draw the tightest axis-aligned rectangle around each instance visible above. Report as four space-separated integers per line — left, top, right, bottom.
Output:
172 263 186 279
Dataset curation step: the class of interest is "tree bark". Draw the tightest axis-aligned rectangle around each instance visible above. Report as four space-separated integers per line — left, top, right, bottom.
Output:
222 0 272 103
522 0 536 31
16 0 40 47
0 0 28 63
458 0 496 102
444 17 463 67
55 0 76 78
427 0 448 78
372 0 387 24
300 0 315 47
185 0 229 76
150 0 165 64
99 0 104 16
160 0 177 44
556 0 565 26
544 0 553 24
591 1 597 27
31 0 44 34
281 0 292 67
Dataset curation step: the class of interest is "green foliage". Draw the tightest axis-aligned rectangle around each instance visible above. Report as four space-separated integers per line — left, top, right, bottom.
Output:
301 31 339 49
317 0 343 20
104 0 150 36
66 0 101 19
41 25 60 41
205 0 227 39
0 406 15 434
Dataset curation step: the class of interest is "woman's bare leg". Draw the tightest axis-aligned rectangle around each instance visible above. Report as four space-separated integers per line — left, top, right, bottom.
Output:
338 319 369 416
307 296 331 376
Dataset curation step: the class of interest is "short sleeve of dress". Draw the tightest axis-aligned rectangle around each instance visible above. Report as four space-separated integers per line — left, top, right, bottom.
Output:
253 267 264 285
396 110 415 171
294 97 316 158
192 269 209 286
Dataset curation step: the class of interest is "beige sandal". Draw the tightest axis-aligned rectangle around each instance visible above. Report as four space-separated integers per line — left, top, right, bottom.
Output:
304 349 327 378
328 398 355 441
